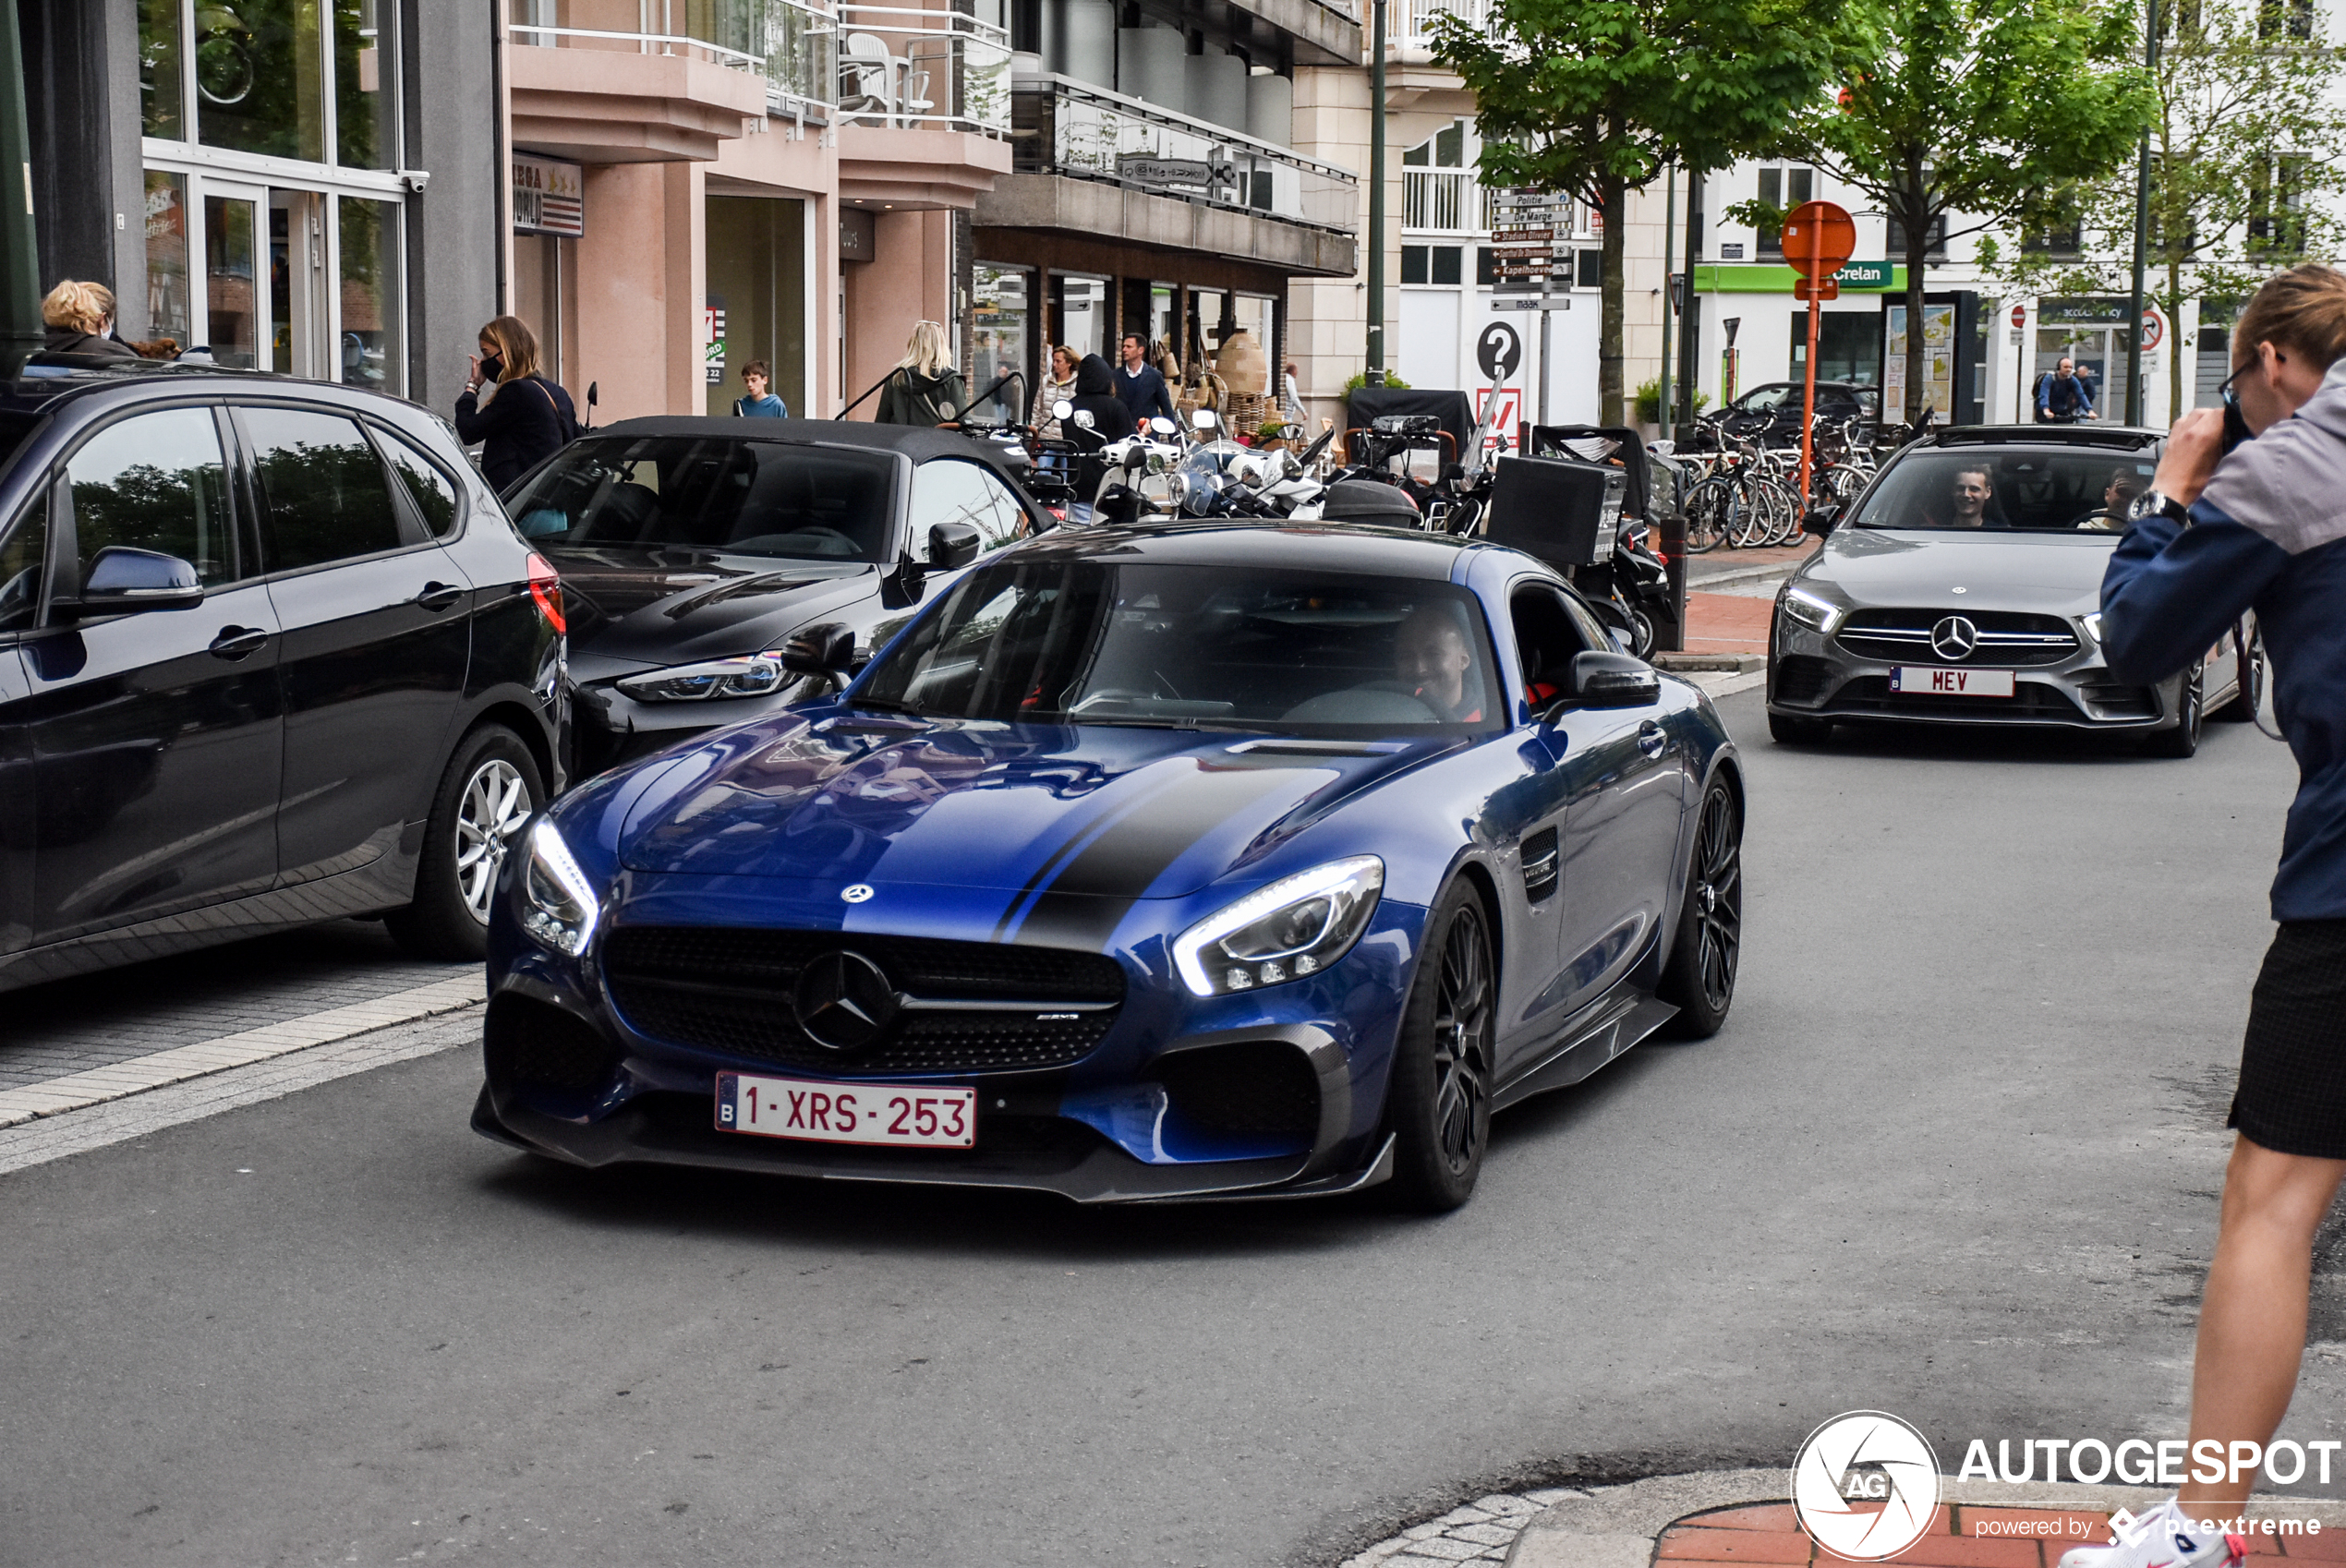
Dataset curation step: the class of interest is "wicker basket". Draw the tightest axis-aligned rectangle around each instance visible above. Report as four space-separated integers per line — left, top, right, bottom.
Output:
1224 390 1273 435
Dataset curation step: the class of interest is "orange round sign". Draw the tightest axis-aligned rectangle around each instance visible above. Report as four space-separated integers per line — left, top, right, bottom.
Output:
1783 200 1856 278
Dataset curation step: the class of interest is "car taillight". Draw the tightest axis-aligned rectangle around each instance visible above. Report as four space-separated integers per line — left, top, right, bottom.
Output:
526 552 565 635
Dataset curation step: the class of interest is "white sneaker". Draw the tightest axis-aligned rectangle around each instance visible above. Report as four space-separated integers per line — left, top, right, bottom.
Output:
2056 1501 2245 1568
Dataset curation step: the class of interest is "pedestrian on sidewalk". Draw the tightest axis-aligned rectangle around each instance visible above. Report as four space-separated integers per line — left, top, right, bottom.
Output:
1031 345 1078 438
732 360 788 417
40 280 139 361
2036 356 2097 423
875 320 966 427
453 315 576 492
1115 332 1177 427
2072 262 2346 1568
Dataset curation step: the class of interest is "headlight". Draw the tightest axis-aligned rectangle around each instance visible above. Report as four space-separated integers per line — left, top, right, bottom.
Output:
615 652 789 703
520 819 602 957
1779 585 1845 633
2081 611 2105 644
1171 856 1385 997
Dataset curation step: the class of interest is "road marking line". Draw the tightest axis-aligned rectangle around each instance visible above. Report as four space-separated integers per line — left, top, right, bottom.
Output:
0 975 480 1129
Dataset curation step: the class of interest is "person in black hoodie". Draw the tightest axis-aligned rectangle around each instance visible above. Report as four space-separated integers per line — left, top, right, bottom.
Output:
40 280 139 361
454 315 575 493
1064 353 1136 505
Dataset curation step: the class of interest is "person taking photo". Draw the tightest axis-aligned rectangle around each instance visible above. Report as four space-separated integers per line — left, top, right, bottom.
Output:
2067 262 2346 1568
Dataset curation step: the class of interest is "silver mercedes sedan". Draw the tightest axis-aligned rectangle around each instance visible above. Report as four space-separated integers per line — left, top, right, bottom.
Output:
1766 427 2260 758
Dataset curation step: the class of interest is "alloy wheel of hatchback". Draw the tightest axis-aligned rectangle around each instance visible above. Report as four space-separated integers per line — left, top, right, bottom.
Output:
456 759 534 923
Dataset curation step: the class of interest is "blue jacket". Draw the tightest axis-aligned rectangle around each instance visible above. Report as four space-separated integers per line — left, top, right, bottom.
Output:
2100 360 2346 921
1115 362 1177 424
2036 372 2095 420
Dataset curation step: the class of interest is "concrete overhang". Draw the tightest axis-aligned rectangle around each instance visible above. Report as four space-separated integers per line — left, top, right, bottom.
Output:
975 172 1357 276
1227 0 1363 66
509 45 768 164
838 126 1014 210
1386 56 1474 117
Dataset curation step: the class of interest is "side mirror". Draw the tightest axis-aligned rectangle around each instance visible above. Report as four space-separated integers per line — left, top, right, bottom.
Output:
928 518 982 570
779 620 855 674
586 381 599 408
1052 398 1074 420
1566 649 1661 709
1150 416 1179 437
1801 508 1836 538
1191 408 1217 431
77 546 204 612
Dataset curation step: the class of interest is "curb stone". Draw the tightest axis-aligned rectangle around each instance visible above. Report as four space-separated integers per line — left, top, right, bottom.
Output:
1338 1467 2346 1568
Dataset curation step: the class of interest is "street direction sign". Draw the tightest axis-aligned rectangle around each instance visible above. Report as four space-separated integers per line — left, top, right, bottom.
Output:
1793 277 1840 301
1477 320 1523 383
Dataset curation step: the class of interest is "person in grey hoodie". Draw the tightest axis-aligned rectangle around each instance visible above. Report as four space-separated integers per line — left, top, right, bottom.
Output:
876 320 967 426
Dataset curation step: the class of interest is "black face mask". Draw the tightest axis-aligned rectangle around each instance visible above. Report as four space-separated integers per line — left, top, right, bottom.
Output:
480 353 506 382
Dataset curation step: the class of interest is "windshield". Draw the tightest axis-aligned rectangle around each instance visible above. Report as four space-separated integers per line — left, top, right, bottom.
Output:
505 436 896 561
1853 446 2158 532
855 561 1507 734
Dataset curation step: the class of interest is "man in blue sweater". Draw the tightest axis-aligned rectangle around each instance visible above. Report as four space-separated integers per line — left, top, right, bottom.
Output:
2035 356 2097 423
2072 264 2346 1568
1115 332 1177 426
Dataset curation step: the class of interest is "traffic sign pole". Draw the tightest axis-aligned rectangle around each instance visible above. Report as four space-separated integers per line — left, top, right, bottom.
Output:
1782 199 1856 508
1800 229 1821 505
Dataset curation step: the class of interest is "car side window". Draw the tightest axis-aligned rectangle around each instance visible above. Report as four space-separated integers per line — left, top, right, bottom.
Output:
0 489 44 632
909 460 1025 556
66 406 238 586
1509 581 1596 705
242 405 407 572
377 428 462 539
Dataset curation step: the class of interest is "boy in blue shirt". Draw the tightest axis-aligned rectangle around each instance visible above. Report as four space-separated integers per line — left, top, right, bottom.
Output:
734 360 788 417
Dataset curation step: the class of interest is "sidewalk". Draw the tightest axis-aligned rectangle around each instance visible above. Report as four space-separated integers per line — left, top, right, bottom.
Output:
1340 1469 2346 1568
1676 540 1816 658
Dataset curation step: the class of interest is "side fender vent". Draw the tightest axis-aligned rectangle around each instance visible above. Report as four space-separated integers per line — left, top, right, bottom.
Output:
1522 826 1559 902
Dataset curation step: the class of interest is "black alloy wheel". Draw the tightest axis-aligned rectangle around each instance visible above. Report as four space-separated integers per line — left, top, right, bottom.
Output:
1386 884 1496 1212
1660 779 1742 1038
2143 665 2203 758
2212 628 2267 723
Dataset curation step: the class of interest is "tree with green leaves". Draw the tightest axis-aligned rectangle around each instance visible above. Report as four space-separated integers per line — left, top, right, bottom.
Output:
1433 0 1871 427
1749 0 2150 424
1982 0 2346 422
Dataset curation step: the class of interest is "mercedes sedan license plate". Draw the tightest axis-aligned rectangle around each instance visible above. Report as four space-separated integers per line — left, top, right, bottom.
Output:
716 1073 975 1148
1890 666 2015 697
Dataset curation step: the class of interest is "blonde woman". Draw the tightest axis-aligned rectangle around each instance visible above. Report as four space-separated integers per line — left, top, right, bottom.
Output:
41 280 138 360
454 315 575 491
876 320 966 426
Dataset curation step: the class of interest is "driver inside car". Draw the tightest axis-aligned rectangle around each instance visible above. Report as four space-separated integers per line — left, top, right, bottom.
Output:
1393 601 1485 723
1927 464 2002 528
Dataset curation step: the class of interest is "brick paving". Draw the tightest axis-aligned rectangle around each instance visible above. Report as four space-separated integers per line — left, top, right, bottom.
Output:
0 920 469 1092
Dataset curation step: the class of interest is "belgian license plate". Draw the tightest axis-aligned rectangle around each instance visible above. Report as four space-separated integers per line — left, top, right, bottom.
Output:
1890 666 2015 697
716 1073 975 1149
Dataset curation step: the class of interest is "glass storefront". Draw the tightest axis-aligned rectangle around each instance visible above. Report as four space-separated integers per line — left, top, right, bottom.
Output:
139 0 409 392
704 196 811 418
970 265 1030 422
1051 272 1108 363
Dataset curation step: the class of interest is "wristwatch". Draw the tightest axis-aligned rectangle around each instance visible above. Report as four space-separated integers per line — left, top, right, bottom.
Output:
2127 488 2190 525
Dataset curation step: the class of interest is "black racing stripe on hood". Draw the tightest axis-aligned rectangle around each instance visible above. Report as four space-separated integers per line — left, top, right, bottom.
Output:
986 766 1195 944
1007 766 1303 949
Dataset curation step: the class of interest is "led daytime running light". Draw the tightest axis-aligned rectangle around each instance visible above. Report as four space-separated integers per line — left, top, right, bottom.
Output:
1171 855 1384 998
521 819 601 957
1780 585 1844 633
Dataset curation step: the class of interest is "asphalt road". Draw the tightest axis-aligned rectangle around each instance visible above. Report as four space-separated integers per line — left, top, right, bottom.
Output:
2 686 2331 1568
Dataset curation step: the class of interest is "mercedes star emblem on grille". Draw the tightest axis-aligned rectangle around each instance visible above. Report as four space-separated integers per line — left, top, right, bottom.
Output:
792 950 901 1051
1930 615 1979 661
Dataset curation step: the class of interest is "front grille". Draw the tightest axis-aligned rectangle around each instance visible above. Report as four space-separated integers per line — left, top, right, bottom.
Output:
604 926 1127 1075
1836 608 2081 667
1827 676 2086 720
1773 655 1837 706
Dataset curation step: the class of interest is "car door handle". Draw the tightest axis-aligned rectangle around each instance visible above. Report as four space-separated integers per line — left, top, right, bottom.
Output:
412 581 465 612
1637 720 1668 755
208 626 269 660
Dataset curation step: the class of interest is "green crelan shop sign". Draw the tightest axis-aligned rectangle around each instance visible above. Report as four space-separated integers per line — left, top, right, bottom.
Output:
1689 260 1904 292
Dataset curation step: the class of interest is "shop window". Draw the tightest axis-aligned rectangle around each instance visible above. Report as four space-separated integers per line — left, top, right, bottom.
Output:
194 0 328 162
138 0 184 139
335 0 396 170
139 0 399 169
338 197 401 392
1401 246 1429 284
1576 249 1603 289
1790 311 1885 387
972 265 1032 422
144 172 192 348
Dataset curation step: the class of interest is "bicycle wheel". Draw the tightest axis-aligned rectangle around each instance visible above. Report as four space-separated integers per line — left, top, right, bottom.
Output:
1728 476 1776 549
1683 476 1731 553
1764 478 1806 546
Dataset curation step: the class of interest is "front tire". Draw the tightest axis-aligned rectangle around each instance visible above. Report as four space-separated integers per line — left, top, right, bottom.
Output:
387 725 545 961
1385 884 1496 1212
1659 778 1742 1039
2142 667 2203 758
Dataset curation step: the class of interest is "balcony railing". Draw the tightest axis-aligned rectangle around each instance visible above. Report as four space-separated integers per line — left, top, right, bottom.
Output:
1013 73 1358 233
1402 167 1493 233
512 0 839 117
1399 0 1485 47
835 3 1010 134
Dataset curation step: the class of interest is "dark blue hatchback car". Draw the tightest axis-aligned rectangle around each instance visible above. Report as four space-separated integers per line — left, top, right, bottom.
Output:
476 523 1743 1210
0 363 563 989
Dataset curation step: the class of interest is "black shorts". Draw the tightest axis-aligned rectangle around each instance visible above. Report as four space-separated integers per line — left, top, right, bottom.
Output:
2231 920 2346 1159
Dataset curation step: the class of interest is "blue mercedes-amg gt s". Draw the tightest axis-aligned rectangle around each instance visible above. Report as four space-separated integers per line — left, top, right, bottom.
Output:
474 523 1744 1210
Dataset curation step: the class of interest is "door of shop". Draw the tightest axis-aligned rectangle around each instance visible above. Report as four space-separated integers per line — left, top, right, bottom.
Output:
202 182 267 369
2037 322 2132 424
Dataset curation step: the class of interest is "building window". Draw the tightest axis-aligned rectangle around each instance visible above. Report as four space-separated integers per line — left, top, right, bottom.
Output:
1885 210 1949 261
1403 119 1481 235
2258 0 2315 39
2019 188 2084 258
1575 248 1603 289
2248 154 2309 254
1756 167 1813 257
138 0 401 168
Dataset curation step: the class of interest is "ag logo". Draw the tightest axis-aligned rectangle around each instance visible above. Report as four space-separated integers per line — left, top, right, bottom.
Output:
1790 1411 1940 1561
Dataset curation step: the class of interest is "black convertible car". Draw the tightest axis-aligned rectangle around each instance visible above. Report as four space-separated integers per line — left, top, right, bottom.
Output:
503 419 1053 778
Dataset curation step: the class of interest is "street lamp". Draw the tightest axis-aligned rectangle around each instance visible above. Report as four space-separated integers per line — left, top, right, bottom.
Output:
1366 0 1386 384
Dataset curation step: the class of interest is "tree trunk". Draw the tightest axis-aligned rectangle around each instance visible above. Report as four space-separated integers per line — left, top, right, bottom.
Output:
1902 176 1930 428
1599 174 1626 428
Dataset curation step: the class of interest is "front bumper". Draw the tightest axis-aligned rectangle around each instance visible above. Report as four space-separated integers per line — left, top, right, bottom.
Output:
1767 612 2180 730
473 887 1422 1204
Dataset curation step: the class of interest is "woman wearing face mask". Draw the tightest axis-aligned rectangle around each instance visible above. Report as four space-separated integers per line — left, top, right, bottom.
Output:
453 315 574 492
2078 263 2346 1568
